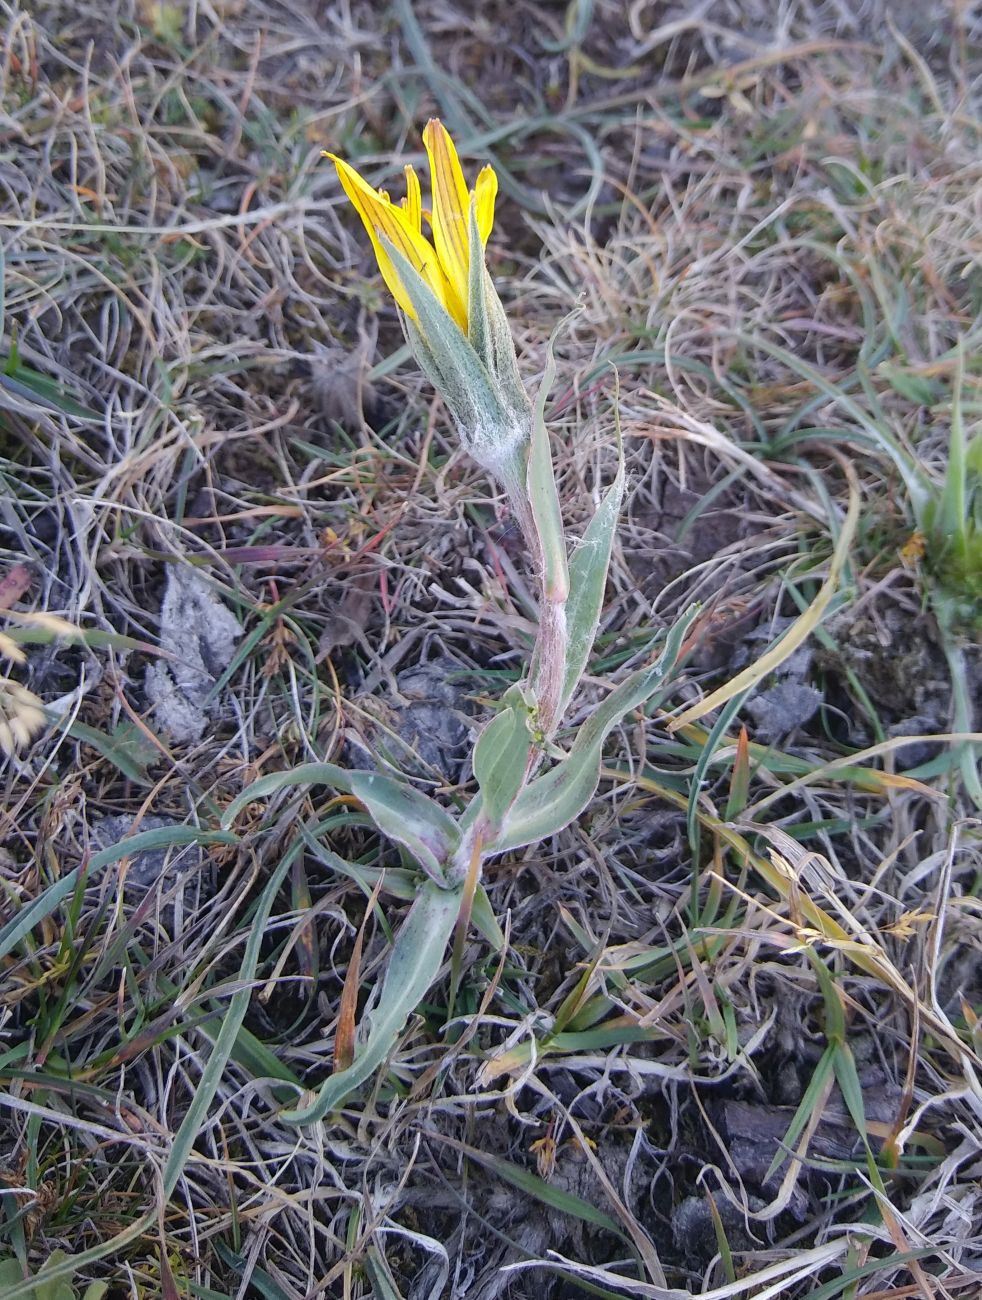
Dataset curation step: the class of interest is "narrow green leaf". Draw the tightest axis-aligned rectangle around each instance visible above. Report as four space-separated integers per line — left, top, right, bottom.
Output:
935 342 967 546
212 1240 295 1300
162 847 297 1196
301 829 418 901
437 1137 623 1236
566 993 617 1033
0 828 237 963
559 451 625 718
685 689 750 853
706 1193 737 1285
283 879 464 1123
551 939 606 1035
797 1247 943 1300
64 718 155 786
832 1042 868 1142
3 625 183 655
363 1248 407 1300
763 1043 836 1183
494 607 697 852
880 365 940 406
471 884 506 951
472 687 533 828
0 368 99 420
527 332 569 602
220 762 352 830
809 948 846 1043
215 1022 302 1094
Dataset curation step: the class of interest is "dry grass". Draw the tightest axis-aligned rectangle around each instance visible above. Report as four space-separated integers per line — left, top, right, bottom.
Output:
1 1 981 1297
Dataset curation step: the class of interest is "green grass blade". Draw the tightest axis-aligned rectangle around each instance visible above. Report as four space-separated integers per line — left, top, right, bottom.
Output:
435 1136 624 1236
763 1043 836 1183
161 847 297 1197
363 1247 407 1300
935 342 967 544
0 828 237 963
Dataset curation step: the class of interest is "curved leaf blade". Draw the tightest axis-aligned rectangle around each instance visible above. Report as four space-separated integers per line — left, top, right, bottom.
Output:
493 606 697 853
472 686 533 828
559 452 625 720
220 762 352 830
348 771 459 886
283 880 463 1123
0 827 237 963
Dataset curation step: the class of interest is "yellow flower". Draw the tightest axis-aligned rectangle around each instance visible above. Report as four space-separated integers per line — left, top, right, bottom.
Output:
326 120 497 331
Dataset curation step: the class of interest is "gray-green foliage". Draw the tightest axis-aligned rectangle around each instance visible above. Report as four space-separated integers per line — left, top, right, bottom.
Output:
0 1254 108 1300
282 879 464 1123
347 770 461 887
386 237 530 498
472 684 535 832
493 609 698 854
221 228 697 1123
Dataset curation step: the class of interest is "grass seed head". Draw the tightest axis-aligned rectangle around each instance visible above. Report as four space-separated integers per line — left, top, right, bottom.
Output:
0 678 45 754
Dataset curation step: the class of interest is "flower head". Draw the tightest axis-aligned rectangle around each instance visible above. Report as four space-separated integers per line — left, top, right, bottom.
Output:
0 677 45 754
326 120 530 510
327 120 497 332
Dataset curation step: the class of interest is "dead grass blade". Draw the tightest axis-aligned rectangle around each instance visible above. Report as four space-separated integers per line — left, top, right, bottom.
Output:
669 465 860 732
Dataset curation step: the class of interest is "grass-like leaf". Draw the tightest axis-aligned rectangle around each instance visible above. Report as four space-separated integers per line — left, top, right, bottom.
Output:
526 330 569 603
472 685 533 829
432 1134 624 1236
558 438 625 721
669 470 860 732
0 827 237 964
220 762 353 829
161 847 296 1197
348 770 460 887
493 606 698 853
283 879 464 1123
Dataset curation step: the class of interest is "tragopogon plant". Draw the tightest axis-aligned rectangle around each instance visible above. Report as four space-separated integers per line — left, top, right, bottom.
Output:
222 121 697 1123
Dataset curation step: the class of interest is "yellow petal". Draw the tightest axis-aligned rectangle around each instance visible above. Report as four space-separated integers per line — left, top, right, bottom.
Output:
422 119 470 320
474 165 497 246
327 153 450 322
402 165 422 233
